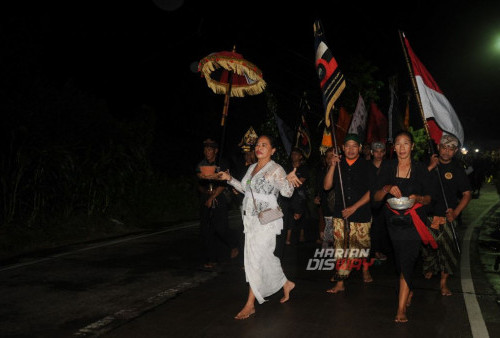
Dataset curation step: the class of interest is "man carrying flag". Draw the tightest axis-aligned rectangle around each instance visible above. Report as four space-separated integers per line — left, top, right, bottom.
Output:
323 133 375 292
423 134 471 296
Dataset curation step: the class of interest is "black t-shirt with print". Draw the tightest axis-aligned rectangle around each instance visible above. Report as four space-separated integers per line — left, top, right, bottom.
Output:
430 159 471 217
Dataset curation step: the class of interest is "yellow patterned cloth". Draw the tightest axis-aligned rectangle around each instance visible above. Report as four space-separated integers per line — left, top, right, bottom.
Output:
333 218 372 279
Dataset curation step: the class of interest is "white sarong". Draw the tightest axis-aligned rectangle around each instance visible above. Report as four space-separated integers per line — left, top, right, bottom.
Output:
243 215 287 304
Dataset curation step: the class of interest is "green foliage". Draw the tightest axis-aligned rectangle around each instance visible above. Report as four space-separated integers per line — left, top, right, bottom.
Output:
339 55 385 113
0 77 201 257
408 126 430 161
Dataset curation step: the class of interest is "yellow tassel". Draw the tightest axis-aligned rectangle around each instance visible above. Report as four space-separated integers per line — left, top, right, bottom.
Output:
319 128 333 154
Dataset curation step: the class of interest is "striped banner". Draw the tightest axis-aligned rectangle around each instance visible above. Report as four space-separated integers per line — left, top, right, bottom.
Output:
313 19 346 127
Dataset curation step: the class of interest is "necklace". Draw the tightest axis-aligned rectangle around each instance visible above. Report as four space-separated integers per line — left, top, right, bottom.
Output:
396 163 411 179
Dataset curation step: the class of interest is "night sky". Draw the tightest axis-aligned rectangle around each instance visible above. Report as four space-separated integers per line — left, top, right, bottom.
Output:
2 1 500 173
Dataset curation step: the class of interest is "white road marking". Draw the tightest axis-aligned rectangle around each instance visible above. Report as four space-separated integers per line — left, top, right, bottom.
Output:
73 278 215 336
461 203 497 338
0 214 241 272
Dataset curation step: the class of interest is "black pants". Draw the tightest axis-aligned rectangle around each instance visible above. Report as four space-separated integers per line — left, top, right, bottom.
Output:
200 198 230 263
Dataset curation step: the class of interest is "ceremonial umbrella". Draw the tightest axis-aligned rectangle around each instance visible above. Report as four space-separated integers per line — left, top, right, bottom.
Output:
198 46 266 163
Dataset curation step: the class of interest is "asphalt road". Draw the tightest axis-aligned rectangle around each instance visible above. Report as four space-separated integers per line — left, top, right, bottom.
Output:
1 186 500 337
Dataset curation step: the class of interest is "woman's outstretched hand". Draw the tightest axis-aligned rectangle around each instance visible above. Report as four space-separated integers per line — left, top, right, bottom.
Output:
286 168 302 188
217 170 231 181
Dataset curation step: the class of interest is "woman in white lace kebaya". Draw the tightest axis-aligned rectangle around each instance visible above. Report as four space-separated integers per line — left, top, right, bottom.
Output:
217 135 302 319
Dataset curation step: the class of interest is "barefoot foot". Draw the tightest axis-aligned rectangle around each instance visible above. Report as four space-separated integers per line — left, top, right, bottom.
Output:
363 270 373 283
394 311 408 323
234 305 255 320
406 291 413 307
280 281 295 303
326 282 345 294
441 286 452 296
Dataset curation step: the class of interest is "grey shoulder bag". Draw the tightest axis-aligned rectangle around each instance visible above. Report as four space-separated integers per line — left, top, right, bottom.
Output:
249 185 284 225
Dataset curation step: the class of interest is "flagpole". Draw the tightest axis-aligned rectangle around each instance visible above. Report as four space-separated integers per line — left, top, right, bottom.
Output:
329 111 350 249
314 18 349 251
294 96 303 149
387 76 396 144
398 30 434 152
399 30 460 254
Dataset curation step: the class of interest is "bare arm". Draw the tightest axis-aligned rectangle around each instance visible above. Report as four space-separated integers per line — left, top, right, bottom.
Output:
323 164 335 190
427 154 439 171
446 190 472 222
408 193 431 206
323 152 340 190
217 170 244 193
374 184 403 201
342 191 370 219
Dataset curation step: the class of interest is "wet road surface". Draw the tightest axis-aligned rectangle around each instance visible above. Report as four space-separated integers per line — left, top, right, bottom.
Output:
1 186 500 337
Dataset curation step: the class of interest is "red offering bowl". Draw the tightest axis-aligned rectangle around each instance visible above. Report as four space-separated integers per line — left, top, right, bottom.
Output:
200 166 216 176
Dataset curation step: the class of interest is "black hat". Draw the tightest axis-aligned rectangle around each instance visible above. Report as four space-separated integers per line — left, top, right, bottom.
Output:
203 138 219 149
344 133 361 145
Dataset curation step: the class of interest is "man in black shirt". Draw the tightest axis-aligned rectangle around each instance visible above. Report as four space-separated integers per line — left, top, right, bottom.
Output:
370 141 390 261
196 139 235 269
285 147 310 245
423 134 472 296
324 134 375 293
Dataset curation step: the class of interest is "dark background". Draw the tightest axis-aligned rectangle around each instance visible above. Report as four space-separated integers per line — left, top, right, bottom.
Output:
2 0 500 175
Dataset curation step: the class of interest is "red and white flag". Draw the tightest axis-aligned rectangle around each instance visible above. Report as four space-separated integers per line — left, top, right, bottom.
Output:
403 33 464 146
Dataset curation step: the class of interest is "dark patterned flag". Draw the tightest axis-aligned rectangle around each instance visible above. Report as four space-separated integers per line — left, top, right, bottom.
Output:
274 112 294 156
313 19 346 127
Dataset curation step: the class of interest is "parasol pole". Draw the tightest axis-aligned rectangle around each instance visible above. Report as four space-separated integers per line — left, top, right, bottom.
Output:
399 30 460 254
221 73 233 128
329 111 350 251
218 71 233 167
218 45 236 167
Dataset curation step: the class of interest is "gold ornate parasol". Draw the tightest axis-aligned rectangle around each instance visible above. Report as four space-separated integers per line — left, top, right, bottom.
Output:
198 46 266 161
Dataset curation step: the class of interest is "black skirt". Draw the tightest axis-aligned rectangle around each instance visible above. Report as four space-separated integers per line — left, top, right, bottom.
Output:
386 211 421 290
